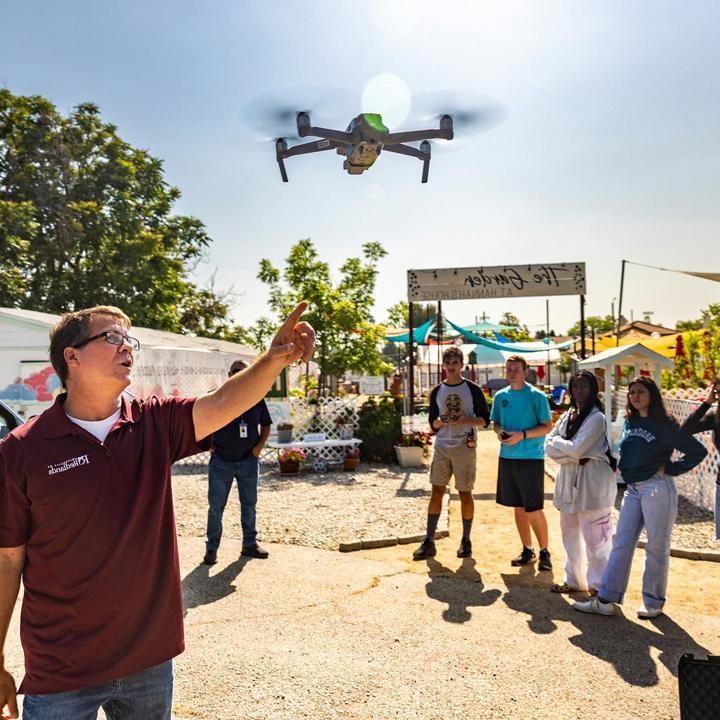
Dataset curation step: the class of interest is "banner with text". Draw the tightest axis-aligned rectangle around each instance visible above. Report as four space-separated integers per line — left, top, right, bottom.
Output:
407 263 586 301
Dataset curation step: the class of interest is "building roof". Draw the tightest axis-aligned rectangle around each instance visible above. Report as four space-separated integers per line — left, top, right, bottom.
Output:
598 320 677 339
0 307 256 356
578 342 674 370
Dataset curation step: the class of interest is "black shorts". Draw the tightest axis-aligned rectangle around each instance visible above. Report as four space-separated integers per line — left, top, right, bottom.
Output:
496 458 545 512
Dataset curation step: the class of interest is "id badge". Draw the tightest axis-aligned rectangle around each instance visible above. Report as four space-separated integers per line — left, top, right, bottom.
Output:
239 422 248 439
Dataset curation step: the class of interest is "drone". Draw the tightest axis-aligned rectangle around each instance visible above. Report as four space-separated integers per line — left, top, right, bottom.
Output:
275 112 454 183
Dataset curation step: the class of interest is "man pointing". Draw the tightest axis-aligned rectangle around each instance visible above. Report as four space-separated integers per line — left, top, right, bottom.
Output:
0 302 314 720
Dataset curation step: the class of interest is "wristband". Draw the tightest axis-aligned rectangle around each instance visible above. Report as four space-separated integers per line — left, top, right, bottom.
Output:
522 430 527 440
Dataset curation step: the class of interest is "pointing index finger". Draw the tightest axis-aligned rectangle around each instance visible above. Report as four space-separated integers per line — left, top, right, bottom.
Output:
279 301 309 332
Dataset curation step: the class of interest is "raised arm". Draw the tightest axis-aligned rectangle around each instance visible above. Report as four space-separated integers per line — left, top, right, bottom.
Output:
0 545 25 720
665 425 708 477
193 302 315 442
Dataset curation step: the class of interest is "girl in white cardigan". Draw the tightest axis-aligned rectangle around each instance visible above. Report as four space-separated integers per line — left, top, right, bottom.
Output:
545 371 617 594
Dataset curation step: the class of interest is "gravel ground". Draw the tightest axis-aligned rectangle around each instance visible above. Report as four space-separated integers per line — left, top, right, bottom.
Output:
544 458 718 552
172 462 436 551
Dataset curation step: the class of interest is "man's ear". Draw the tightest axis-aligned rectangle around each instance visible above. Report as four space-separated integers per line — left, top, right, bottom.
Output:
63 346 81 369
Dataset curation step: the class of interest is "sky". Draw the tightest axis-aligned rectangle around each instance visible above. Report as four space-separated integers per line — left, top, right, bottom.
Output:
1 0 719 336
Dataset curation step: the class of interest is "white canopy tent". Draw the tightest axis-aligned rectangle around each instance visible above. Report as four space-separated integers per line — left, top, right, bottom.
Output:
578 343 674 441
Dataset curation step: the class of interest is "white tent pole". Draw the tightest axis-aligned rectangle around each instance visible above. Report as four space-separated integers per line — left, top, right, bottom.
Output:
604 363 613 443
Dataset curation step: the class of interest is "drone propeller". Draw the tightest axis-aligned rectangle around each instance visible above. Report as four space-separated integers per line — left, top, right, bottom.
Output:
241 87 355 143
412 91 505 139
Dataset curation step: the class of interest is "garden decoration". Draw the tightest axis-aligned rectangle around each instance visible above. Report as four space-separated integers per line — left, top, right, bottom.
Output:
344 446 360 471
277 422 294 444
395 431 432 468
312 458 330 473
278 447 306 475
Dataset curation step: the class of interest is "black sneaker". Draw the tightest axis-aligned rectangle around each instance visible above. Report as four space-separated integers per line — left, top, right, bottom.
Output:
457 537 472 558
241 543 269 559
511 547 536 566
538 548 553 571
203 549 217 566
413 538 437 560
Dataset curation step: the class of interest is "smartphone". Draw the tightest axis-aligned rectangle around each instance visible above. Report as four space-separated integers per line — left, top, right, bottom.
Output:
500 431 512 440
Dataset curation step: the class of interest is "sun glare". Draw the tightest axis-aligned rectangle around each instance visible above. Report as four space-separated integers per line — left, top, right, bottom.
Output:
361 73 412 130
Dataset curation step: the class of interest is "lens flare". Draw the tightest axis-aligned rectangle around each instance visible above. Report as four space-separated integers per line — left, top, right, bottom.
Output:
361 74 411 130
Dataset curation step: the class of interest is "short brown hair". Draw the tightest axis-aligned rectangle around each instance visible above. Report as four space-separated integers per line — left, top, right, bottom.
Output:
505 354 528 370
49 306 131 387
442 346 464 364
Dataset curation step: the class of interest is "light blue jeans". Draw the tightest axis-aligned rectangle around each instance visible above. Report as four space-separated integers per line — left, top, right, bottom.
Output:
206 453 260 551
22 660 173 720
599 473 678 610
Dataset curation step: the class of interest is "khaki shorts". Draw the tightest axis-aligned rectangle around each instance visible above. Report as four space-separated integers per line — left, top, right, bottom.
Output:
429 443 477 492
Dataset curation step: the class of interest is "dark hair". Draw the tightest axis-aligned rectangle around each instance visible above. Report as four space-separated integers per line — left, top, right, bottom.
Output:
49 306 131 387
442 346 464 364
625 376 676 425
564 370 603 440
505 354 527 370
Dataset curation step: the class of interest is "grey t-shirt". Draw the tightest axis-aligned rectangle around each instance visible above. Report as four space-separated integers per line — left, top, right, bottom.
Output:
429 380 490 450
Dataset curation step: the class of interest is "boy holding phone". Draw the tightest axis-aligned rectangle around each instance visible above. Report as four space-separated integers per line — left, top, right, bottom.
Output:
412 347 490 561
491 355 554 569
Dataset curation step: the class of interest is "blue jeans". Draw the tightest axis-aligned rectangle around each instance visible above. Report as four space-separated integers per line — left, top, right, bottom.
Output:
23 660 173 720
600 473 678 610
206 453 259 550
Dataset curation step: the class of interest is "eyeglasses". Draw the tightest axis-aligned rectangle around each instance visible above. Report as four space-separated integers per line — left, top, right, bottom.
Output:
73 331 141 352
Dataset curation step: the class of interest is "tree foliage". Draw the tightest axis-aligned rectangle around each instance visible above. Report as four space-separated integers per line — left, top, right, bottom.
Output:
256 238 392 386
566 314 616 337
0 89 235 335
666 304 720 388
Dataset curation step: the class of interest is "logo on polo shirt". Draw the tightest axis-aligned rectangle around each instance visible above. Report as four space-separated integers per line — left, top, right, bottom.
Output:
47 454 90 475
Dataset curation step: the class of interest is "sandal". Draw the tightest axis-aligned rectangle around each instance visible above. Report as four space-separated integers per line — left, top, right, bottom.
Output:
551 582 578 593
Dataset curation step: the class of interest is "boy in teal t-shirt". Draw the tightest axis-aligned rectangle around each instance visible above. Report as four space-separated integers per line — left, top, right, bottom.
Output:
491 356 554 569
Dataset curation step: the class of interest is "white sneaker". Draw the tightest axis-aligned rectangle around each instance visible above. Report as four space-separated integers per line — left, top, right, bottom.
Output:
637 604 663 619
573 596 616 616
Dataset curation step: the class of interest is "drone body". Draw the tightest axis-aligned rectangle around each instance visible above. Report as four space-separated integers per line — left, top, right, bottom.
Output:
275 112 454 183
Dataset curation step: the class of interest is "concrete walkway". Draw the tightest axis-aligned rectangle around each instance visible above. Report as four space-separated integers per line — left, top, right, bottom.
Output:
5 433 720 718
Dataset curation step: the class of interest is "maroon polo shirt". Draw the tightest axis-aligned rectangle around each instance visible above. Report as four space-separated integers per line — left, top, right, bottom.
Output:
0 393 210 694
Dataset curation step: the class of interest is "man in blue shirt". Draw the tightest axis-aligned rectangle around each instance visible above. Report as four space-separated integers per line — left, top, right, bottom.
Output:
490 355 554 570
203 360 273 564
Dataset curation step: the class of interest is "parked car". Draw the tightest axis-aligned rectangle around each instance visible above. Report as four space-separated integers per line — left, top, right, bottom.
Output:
0 399 24 439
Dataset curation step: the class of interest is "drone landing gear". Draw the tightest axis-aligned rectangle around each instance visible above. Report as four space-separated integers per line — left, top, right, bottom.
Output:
383 140 432 183
275 136 342 182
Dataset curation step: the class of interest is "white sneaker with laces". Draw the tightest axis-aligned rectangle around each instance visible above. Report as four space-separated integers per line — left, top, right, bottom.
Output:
573 596 616 616
637 604 663 619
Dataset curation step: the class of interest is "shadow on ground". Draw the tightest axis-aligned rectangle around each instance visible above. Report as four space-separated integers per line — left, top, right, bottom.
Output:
422 556 502 623
500 571 711 687
182 558 249 617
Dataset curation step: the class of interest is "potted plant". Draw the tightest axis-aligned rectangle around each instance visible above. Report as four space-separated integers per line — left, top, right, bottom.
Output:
394 431 432 468
278 447 306 475
276 422 294 444
343 446 360 471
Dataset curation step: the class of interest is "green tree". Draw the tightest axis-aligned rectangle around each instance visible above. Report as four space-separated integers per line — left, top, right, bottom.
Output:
0 89 235 335
498 312 531 341
384 300 435 328
256 238 392 389
566 314 616 336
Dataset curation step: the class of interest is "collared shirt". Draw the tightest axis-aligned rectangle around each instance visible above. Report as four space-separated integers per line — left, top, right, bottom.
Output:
212 399 272 462
0 393 210 694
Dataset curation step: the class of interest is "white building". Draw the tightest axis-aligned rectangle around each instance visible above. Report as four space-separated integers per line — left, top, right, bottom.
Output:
0 307 259 417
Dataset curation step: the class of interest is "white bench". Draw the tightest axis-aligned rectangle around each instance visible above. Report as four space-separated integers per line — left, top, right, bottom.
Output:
266 433 362 466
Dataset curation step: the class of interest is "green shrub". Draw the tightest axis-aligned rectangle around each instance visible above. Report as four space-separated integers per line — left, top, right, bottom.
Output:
356 396 403 462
